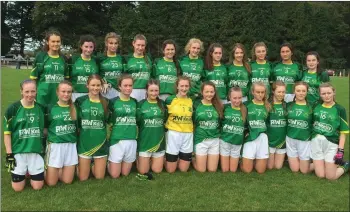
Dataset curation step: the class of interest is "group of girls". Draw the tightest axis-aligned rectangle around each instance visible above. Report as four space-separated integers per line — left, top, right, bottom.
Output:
3 29 349 192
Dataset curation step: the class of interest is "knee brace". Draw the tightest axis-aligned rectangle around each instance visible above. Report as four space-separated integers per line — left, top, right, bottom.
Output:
179 152 192 162
165 153 178 162
30 172 44 181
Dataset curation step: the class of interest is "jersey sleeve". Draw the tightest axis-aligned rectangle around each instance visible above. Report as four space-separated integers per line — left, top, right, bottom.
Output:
62 55 69 79
151 59 159 79
30 52 46 80
320 71 330 83
3 105 15 134
337 105 349 134
295 62 303 81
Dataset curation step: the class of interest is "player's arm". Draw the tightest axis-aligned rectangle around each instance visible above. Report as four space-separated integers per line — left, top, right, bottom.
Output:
3 108 16 171
30 52 45 81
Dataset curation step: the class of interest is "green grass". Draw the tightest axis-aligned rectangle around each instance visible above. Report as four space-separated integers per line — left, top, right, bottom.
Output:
1 67 349 211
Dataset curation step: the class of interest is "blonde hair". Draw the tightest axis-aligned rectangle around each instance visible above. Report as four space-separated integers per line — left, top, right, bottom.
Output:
104 32 121 54
228 86 247 123
251 82 271 112
319 82 336 102
184 38 204 55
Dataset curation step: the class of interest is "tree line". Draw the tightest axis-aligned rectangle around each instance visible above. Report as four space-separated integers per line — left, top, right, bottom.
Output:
2 1 350 69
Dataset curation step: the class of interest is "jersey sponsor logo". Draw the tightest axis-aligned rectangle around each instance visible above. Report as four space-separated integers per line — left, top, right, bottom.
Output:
19 127 40 139
55 124 76 135
276 76 294 83
45 74 64 83
314 121 333 133
131 72 150 80
308 87 317 95
210 80 225 87
105 71 121 79
229 80 248 88
251 78 269 84
81 119 104 129
270 119 287 127
249 120 266 128
183 72 201 81
115 117 136 125
198 120 219 129
172 115 192 123
288 119 309 129
159 75 177 83
77 76 89 84
144 118 164 127
222 124 244 134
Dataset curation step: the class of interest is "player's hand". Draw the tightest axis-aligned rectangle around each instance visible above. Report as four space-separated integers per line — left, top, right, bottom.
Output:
101 83 110 94
5 153 16 172
334 148 344 165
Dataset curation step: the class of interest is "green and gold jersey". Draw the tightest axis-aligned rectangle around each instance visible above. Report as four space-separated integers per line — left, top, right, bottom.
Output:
47 103 77 143
250 61 271 87
124 54 152 89
286 102 313 141
227 64 250 97
75 95 108 156
301 70 330 105
69 55 99 93
220 104 245 145
152 57 178 95
203 64 228 100
165 95 193 133
109 97 137 145
272 62 302 94
267 103 287 148
193 101 220 145
30 51 68 106
312 103 349 144
3 101 46 154
245 100 268 142
99 54 124 88
136 99 166 152
179 55 204 97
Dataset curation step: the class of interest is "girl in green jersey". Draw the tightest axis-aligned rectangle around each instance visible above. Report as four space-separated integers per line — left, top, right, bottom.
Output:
30 29 68 107
267 81 287 170
108 74 138 178
203 43 228 104
100 32 124 99
76 75 109 181
227 43 251 102
311 83 349 180
180 38 205 99
70 35 99 101
137 80 166 178
4 80 45 191
241 82 271 174
220 87 247 173
46 81 78 186
125 34 152 101
286 81 313 174
152 39 180 101
192 81 223 172
301 51 330 106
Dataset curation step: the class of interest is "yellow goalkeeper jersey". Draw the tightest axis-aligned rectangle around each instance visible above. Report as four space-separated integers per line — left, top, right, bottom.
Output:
165 95 193 132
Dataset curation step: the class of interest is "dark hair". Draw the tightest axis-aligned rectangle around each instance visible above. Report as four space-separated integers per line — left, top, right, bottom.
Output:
87 74 109 117
228 86 247 123
162 39 180 76
305 51 322 77
270 81 287 114
201 81 223 119
251 82 271 112
104 32 121 54
43 28 61 52
175 76 191 94
57 80 76 120
20 79 36 90
79 35 96 53
117 73 134 88
146 79 165 113
133 34 150 67
205 43 223 71
251 42 267 61
229 43 251 73
280 42 293 61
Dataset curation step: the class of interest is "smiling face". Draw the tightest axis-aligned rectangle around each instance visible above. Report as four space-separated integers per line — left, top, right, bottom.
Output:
119 78 133 96
147 84 160 100
294 84 307 102
273 85 286 102
202 84 215 102
306 54 319 71
87 78 102 96
230 90 242 108
81 41 94 57
280 46 292 61
234 47 244 63
255 46 266 61
133 39 146 56
189 42 201 58
177 79 190 97
48 35 61 52
57 83 73 103
106 38 118 54
21 82 36 103
163 44 175 60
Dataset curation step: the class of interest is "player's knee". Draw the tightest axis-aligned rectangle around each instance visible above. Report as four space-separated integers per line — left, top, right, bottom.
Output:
152 167 163 174
31 182 44 190
316 173 325 179
241 165 253 173
12 184 25 192
179 152 192 162
46 179 58 187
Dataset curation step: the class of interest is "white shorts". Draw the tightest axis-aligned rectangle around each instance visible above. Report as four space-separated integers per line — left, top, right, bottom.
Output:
131 89 146 102
108 140 137 163
195 138 220 156
101 87 119 100
242 133 269 159
269 147 286 154
139 150 165 158
159 94 170 101
311 134 338 163
72 93 87 102
220 140 242 158
12 153 44 176
46 143 78 168
166 130 193 155
284 94 295 103
286 136 310 160
79 154 107 159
